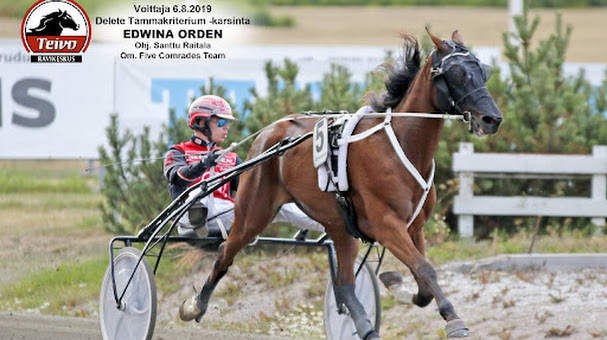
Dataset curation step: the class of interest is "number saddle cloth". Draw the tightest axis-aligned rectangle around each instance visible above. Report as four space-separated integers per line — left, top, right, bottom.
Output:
315 106 373 192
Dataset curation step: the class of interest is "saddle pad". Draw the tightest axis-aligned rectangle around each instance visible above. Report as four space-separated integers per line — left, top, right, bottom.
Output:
317 106 372 192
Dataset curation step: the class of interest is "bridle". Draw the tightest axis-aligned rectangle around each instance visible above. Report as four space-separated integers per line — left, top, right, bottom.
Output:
429 42 491 131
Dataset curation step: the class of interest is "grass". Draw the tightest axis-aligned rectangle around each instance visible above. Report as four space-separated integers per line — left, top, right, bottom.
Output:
0 160 109 317
0 168 92 194
0 255 107 317
0 192 102 210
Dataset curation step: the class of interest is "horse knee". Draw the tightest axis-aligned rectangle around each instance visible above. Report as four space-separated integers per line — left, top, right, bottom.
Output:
417 261 437 282
411 261 437 307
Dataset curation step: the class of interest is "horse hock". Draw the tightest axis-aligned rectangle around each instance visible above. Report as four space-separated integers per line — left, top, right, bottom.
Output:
336 284 380 340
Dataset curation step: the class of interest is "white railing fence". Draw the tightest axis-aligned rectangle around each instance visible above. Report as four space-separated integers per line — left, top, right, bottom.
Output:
452 143 607 238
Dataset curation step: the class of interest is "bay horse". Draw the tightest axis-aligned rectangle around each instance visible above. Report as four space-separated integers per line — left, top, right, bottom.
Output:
180 29 502 339
26 10 79 36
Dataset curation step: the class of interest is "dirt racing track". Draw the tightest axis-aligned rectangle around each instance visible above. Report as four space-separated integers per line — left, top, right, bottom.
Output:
0 312 307 340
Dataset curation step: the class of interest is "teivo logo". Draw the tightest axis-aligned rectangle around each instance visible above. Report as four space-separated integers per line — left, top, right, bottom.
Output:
21 0 91 63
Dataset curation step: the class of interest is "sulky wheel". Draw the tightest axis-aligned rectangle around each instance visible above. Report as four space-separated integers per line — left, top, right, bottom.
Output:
324 256 381 340
99 247 157 340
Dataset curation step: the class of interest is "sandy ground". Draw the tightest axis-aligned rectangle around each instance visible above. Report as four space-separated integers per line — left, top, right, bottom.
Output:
381 267 607 339
149 252 607 340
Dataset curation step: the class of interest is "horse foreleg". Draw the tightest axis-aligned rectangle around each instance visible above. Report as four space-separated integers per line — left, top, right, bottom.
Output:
409 229 434 308
332 233 380 340
377 217 469 338
408 187 437 308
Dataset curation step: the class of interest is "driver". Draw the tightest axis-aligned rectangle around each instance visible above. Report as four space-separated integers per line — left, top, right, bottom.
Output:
163 95 323 238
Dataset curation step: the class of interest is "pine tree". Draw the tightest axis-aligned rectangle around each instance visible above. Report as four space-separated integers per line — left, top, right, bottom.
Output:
98 115 169 234
239 59 316 154
319 63 365 112
472 5 607 236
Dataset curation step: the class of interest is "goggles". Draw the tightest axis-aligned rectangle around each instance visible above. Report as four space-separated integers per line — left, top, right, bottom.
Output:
216 118 229 128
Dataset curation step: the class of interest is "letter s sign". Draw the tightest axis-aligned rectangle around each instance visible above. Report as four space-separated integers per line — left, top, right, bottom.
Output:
1 78 54 128
11 78 55 128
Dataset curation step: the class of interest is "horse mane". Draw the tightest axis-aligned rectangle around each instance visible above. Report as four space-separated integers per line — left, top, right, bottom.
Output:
30 10 62 31
365 34 421 112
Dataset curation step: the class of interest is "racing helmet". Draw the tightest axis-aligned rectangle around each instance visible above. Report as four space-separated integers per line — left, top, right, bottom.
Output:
188 95 236 129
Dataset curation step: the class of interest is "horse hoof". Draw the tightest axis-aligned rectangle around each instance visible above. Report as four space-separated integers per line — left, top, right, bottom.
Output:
445 319 470 338
379 271 403 287
179 295 203 322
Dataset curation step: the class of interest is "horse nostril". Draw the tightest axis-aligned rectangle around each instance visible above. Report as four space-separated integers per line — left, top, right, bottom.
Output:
482 116 502 125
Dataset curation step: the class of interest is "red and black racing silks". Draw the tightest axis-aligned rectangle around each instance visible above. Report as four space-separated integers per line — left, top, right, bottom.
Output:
164 135 241 201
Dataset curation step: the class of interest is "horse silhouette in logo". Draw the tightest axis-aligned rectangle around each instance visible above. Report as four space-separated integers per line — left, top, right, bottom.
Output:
26 10 79 36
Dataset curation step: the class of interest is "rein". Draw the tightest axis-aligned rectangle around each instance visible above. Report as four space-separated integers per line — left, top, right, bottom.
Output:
89 110 469 172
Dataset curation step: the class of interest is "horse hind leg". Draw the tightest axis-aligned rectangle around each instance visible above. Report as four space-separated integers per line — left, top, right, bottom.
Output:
336 285 380 340
179 207 277 322
179 176 282 322
179 240 230 322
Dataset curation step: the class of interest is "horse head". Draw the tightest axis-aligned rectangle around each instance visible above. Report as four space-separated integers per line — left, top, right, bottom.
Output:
27 9 79 36
427 29 502 136
57 10 79 31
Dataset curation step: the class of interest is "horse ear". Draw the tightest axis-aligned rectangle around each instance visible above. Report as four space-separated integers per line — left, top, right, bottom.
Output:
452 30 464 45
425 26 449 54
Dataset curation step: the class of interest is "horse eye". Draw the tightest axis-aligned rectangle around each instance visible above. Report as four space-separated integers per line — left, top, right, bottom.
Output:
448 67 467 85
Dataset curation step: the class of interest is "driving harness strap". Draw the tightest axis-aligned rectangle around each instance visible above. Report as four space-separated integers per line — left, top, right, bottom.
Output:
337 108 435 230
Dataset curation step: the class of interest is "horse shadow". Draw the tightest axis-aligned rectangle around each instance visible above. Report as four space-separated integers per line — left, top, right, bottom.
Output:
26 10 79 36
